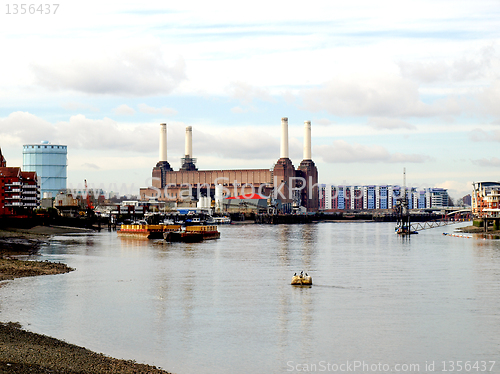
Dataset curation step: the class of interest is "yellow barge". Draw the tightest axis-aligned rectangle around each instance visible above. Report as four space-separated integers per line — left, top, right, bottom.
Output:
117 224 182 239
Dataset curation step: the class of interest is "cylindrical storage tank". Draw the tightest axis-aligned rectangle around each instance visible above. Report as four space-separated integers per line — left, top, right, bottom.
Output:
303 120 312 160
23 142 67 197
280 117 289 159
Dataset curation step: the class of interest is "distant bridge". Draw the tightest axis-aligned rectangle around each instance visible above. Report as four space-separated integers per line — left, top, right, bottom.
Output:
410 209 472 232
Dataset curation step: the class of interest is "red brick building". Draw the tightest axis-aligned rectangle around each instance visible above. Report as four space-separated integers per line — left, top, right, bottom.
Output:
0 148 41 218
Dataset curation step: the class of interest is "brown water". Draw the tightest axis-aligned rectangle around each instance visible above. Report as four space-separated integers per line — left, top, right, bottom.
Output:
1 222 499 373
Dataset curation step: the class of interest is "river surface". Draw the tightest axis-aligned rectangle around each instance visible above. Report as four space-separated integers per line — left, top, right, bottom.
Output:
1 222 500 374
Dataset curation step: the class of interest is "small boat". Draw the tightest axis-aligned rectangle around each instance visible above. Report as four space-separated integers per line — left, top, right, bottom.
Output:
164 225 220 242
291 273 312 286
117 224 181 239
212 216 232 224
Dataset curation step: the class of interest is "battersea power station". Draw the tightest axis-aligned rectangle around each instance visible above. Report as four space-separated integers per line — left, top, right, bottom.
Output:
140 118 318 212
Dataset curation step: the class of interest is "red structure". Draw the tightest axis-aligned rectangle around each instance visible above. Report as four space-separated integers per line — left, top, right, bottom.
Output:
0 148 40 218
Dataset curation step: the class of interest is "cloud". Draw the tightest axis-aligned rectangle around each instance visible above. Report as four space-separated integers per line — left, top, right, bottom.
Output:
31 45 186 96
0 111 55 145
81 163 101 170
228 81 274 105
398 45 495 83
113 104 136 116
301 74 474 119
367 117 416 130
301 76 429 118
138 104 177 116
471 157 500 167
0 112 158 153
469 128 500 142
231 106 247 113
61 102 100 113
314 118 336 126
477 80 500 117
316 140 431 164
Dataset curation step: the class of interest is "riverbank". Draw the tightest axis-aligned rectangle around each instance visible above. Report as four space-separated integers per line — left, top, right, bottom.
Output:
0 322 171 373
0 228 173 374
455 225 500 234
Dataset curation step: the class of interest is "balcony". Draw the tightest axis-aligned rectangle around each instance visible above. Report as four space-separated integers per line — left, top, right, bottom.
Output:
5 196 21 200
5 182 21 186
5 189 21 193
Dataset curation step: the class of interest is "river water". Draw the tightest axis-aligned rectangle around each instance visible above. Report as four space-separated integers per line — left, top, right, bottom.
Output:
1 222 499 374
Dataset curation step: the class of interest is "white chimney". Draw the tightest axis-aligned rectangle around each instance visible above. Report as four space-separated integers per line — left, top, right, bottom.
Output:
159 123 167 162
280 117 289 159
303 120 312 160
185 126 193 158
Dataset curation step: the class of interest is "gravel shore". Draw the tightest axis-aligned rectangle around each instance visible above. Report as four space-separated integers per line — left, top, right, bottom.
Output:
0 227 173 374
0 322 171 373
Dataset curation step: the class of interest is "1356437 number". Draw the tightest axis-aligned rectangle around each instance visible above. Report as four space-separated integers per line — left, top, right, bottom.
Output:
5 4 59 14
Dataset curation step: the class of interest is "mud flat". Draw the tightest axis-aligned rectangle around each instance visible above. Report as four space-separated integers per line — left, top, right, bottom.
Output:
0 228 173 374
456 225 500 234
0 322 171 374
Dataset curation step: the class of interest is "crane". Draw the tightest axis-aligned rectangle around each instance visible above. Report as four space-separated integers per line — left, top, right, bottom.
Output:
84 179 94 210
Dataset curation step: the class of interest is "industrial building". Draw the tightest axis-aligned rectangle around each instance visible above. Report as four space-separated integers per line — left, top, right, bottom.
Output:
140 118 319 212
0 147 41 218
23 141 67 198
319 185 451 211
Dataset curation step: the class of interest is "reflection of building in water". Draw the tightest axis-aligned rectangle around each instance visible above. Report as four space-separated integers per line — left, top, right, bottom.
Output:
140 119 319 212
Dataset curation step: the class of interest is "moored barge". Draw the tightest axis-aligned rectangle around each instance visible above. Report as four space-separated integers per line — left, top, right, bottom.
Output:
164 225 220 242
118 224 182 239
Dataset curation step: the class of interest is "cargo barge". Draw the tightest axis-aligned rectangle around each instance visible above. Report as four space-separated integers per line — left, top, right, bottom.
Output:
117 224 181 239
164 225 220 243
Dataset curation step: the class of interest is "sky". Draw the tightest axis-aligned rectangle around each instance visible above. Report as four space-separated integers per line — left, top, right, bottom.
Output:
1 0 499 200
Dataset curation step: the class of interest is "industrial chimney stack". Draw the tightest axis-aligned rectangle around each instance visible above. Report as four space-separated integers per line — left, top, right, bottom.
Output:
180 125 197 171
280 117 289 159
185 126 193 158
159 123 168 162
303 121 312 160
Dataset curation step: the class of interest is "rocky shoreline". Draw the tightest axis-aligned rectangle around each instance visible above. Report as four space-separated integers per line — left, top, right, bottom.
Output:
0 227 173 374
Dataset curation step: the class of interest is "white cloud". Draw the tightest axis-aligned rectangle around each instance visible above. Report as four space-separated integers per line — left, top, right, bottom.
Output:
471 157 500 167
31 44 186 96
367 117 416 130
314 118 337 126
138 104 178 116
61 102 100 113
231 106 247 113
0 111 54 145
228 81 274 105
113 104 136 116
301 75 427 118
469 128 500 142
316 140 431 164
398 45 496 84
